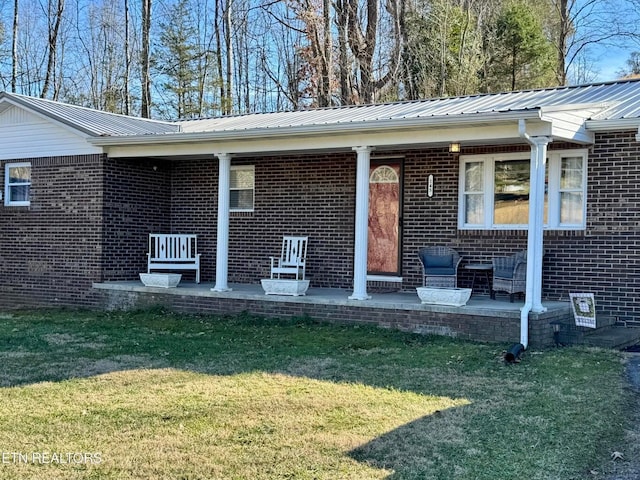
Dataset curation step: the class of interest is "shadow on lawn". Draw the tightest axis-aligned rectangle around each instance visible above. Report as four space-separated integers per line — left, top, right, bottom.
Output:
349 410 468 478
0 309 500 478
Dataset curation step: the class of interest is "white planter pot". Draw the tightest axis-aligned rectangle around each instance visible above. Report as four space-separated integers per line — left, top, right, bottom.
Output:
416 287 472 306
139 273 182 288
261 279 310 296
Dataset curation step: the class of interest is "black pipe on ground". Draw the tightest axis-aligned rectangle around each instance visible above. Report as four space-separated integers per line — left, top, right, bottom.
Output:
505 343 525 363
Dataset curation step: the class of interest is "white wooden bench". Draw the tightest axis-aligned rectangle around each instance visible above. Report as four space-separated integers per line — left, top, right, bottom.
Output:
147 234 201 283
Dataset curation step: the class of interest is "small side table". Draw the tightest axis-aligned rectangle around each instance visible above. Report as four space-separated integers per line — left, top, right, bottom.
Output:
464 263 494 298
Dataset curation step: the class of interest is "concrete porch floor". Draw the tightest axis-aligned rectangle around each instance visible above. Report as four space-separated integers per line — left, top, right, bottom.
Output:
94 280 572 347
94 280 569 314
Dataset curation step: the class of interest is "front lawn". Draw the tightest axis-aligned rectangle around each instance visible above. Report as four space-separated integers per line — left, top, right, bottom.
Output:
0 309 632 479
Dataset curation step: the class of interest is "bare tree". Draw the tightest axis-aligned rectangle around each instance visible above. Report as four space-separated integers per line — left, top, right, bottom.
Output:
141 0 151 118
124 0 130 115
346 0 404 104
552 0 640 85
224 0 233 113
259 0 307 109
286 0 333 107
334 0 353 104
11 0 18 92
40 0 64 98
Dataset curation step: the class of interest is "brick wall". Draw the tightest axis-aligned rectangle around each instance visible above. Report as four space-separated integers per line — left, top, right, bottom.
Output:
102 157 172 280
0 154 104 308
399 137 640 325
547 131 640 325
165 138 639 325
171 154 356 287
2 132 638 326
96 288 562 347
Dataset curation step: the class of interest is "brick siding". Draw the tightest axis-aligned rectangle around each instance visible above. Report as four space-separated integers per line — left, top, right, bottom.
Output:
171 154 357 287
102 157 173 280
0 154 104 308
96 288 561 347
2 132 638 328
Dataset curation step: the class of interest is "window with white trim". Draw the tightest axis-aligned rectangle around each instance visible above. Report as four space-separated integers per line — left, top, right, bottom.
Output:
4 162 31 207
458 150 587 230
230 165 254 211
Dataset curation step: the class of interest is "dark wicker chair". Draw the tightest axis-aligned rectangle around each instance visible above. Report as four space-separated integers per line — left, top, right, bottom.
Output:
492 250 527 302
418 246 462 288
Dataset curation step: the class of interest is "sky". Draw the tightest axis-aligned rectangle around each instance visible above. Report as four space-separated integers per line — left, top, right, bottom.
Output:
592 46 634 81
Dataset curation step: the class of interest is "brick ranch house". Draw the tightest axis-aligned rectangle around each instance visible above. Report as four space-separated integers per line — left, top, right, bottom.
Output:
1 79 640 347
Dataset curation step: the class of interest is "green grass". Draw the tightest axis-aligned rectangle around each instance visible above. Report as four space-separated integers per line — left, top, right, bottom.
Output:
0 308 633 479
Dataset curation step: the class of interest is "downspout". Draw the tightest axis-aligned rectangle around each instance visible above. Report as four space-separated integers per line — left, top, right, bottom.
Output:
513 119 551 357
517 119 535 351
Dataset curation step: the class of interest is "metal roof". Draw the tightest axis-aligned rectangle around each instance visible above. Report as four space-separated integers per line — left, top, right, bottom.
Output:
177 79 640 134
0 91 180 136
3 79 640 138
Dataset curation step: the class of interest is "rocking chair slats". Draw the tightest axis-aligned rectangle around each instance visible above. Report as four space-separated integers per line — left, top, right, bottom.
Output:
270 236 308 280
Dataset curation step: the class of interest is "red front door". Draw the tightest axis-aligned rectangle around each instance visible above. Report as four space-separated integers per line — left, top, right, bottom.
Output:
367 161 402 275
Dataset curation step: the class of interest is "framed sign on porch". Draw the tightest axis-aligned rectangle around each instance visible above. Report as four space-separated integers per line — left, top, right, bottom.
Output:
569 293 596 328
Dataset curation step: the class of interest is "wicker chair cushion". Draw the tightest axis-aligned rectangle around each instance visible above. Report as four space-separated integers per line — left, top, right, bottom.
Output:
494 265 515 278
422 254 453 268
427 267 456 275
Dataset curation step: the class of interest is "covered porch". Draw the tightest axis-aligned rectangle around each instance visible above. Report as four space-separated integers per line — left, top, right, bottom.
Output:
93 281 571 347
91 90 616 349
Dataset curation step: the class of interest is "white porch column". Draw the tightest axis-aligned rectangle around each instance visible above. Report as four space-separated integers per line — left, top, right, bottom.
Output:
211 153 232 292
526 137 551 313
349 146 373 300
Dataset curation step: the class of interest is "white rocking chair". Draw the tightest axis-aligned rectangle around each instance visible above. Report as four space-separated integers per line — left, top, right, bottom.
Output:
270 236 308 280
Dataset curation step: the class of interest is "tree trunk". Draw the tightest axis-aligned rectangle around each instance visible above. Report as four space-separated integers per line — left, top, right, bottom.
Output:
224 0 233 114
556 0 568 85
11 0 18 93
346 0 378 103
141 0 152 118
320 0 332 106
124 0 131 116
335 0 351 104
41 0 64 99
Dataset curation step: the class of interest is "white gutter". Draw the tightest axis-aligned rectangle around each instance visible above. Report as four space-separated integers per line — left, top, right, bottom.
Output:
585 118 640 132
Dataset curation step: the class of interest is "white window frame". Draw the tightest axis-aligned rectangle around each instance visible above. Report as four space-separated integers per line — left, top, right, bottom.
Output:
458 149 587 230
4 162 31 207
230 165 255 212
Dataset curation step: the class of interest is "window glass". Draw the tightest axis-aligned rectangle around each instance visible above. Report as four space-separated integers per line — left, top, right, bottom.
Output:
459 151 586 230
560 192 583 224
463 162 483 224
494 159 529 225
560 156 583 189
559 156 584 224
230 166 254 211
465 194 484 225
230 168 254 189
5 163 31 206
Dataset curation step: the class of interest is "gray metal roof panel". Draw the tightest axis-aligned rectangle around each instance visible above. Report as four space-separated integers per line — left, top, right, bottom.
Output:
179 81 640 134
0 91 180 136
4 79 640 138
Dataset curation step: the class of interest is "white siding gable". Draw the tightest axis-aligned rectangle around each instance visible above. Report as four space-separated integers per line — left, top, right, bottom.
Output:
0 105 102 160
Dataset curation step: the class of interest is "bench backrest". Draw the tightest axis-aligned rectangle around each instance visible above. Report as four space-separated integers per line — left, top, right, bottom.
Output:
149 234 198 261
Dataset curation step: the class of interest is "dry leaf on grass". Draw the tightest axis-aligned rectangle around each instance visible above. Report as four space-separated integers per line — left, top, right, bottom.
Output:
611 451 624 461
